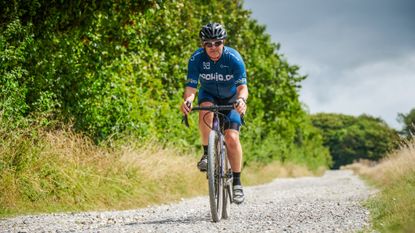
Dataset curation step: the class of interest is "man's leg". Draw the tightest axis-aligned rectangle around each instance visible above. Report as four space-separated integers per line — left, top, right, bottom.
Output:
225 129 245 204
224 129 242 172
197 101 213 171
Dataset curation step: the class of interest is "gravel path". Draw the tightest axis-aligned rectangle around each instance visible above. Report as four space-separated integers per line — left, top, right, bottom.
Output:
0 170 375 233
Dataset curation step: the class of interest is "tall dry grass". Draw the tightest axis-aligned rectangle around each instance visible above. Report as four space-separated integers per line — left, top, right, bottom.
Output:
243 161 325 186
1 117 320 217
343 137 415 233
344 138 415 186
117 141 209 200
0 127 264 217
0 122 207 216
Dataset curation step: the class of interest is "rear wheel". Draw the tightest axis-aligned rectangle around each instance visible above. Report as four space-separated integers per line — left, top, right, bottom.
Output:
207 130 223 222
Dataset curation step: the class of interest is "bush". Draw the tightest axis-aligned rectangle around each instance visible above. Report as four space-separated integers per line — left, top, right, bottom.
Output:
1 0 331 169
311 113 399 168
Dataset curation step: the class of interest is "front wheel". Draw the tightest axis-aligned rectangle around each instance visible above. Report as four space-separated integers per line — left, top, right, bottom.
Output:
222 147 232 219
207 130 223 222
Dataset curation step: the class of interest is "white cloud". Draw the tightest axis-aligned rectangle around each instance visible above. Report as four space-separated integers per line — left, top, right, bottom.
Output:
244 0 415 129
300 53 415 129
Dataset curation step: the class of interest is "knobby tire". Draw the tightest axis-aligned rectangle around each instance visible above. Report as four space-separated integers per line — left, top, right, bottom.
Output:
208 130 223 222
222 146 232 219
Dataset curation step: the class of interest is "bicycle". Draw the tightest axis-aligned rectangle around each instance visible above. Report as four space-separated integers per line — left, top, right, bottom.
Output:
183 104 235 222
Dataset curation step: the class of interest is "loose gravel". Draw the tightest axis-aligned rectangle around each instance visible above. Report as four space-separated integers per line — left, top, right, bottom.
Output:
0 170 375 233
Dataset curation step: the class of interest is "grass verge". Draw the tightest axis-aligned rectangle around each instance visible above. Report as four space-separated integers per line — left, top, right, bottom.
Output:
343 137 415 233
243 161 325 186
0 119 322 217
0 123 208 217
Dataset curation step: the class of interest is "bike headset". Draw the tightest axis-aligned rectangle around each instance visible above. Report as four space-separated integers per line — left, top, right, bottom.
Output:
201 111 232 132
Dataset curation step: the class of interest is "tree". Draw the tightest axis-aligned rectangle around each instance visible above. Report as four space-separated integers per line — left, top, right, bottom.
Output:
311 113 399 169
397 108 415 137
0 0 331 168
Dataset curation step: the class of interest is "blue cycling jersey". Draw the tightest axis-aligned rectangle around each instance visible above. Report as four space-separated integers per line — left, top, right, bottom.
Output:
186 46 247 99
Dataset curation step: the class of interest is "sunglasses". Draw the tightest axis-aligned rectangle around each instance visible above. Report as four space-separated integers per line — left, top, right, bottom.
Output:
203 40 224 48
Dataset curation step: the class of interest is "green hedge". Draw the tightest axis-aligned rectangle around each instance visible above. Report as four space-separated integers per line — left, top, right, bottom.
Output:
1 0 331 168
311 113 399 168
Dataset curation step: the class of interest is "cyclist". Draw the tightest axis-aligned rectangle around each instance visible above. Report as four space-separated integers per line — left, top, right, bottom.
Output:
180 22 248 204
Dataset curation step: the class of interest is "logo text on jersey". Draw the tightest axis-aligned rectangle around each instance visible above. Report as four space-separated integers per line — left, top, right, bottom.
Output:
186 79 198 85
199 73 234 81
220 64 229 69
203 62 210 70
235 78 247 85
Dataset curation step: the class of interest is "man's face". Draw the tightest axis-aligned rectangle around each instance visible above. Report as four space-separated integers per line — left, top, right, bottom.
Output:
203 40 224 61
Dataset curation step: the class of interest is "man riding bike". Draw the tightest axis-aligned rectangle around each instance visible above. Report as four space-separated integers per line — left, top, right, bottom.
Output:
180 22 248 204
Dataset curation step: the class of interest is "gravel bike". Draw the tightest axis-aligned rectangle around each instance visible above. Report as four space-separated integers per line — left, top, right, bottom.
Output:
183 104 234 222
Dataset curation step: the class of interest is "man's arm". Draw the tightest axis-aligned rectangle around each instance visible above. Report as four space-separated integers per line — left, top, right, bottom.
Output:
181 86 197 115
184 86 197 103
237 85 248 102
235 84 248 115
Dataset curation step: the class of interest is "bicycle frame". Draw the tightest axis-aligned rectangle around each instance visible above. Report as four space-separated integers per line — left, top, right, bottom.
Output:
209 108 234 204
187 105 234 222
193 104 234 186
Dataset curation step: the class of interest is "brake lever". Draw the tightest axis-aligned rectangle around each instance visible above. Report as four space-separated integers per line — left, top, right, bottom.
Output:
234 100 246 125
182 115 189 128
182 101 192 128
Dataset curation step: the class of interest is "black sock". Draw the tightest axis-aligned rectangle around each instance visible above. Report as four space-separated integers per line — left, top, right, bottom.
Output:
203 145 208 155
233 172 241 186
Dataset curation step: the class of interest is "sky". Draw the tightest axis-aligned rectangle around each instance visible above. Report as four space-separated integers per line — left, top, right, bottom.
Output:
243 0 415 129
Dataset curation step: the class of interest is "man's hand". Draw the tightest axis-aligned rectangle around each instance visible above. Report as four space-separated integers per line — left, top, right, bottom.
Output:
181 100 193 116
234 97 247 115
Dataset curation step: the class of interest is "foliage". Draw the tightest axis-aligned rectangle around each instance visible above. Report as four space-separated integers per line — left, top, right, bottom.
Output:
0 0 331 169
0 18 32 119
366 171 415 233
397 107 415 138
311 113 399 168
350 136 415 233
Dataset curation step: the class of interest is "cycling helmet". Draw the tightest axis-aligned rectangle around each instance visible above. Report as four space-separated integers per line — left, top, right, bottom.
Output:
199 22 227 41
